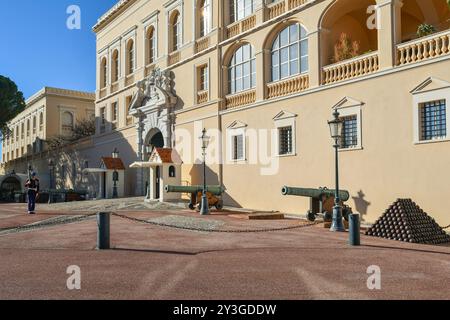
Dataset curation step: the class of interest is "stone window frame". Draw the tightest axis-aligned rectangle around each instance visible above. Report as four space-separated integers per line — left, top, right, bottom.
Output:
332 97 364 152
194 58 211 104
273 110 297 157
411 77 450 145
58 106 76 136
226 120 247 162
122 26 137 76
165 0 184 55
142 11 160 66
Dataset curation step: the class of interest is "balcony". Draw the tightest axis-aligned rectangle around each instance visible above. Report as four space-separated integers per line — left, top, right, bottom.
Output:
267 1 286 20
322 52 379 85
168 51 181 66
145 63 155 77
226 14 256 39
397 29 450 67
125 74 135 87
197 90 209 104
195 36 210 53
267 74 309 99
99 87 107 99
111 81 119 94
225 89 256 109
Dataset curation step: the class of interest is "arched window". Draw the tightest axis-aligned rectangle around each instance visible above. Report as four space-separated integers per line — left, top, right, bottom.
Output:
147 27 156 65
169 166 176 178
199 0 210 38
21 123 24 139
39 112 44 131
100 57 107 88
228 44 256 94
271 23 308 82
62 112 74 133
171 11 181 52
126 40 135 75
32 116 37 134
230 0 254 23
111 50 119 82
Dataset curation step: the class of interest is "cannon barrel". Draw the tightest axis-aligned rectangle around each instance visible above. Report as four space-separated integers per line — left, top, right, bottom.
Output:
281 186 350 202
164 185 224 196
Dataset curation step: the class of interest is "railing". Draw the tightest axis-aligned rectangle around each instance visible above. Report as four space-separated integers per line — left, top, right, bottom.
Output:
268 1 286 20
111 82 119 93
322 52 379 85
99 87 107 99
226 14 256 38
145 63 155 77
196 36 210 53
241 15 256 32
125 74 135 87
197 90 209 104
397 30 450 66
288 0 308 10
267 74 309 99
225 89 256 109
168 51 180 66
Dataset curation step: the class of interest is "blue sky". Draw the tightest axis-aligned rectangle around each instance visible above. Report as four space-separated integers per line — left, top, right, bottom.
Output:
0 0 118 98
0 0 118 158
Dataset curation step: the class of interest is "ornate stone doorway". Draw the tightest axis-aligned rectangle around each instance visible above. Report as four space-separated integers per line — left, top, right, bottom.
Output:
129 68 178 195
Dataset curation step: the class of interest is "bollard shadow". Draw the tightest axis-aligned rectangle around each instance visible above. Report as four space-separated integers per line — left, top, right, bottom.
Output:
112 247 197 256
352 189 371 222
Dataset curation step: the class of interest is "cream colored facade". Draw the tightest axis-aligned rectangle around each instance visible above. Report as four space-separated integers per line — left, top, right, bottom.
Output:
0 87 95 190
90 0 450 225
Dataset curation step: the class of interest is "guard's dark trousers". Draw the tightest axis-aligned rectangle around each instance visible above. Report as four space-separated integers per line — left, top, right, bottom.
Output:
28 191 36 213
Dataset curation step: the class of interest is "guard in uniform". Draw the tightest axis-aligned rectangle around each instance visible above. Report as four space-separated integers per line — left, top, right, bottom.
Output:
25 172 39 214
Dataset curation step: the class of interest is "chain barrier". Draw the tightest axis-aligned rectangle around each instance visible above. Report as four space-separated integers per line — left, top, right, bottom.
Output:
111 212 322 233
0 213 97 235
441 224 450 230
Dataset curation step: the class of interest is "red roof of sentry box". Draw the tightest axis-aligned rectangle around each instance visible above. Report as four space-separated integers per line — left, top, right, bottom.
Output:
150 148 182 164
101 157 126 170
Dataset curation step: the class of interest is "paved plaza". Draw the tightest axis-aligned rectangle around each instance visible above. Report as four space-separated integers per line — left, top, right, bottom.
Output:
0 199 449 300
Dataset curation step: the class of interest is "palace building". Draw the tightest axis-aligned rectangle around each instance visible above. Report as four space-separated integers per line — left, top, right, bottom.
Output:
2 0 450 226
88 0 450 225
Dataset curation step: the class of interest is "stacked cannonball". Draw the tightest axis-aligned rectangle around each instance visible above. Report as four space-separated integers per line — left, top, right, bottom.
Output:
366 199 450 245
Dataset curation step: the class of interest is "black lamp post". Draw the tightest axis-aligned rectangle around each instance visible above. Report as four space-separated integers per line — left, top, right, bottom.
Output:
328 110 345 232
48 160 54 204
112 148 119 199
200 128 210 215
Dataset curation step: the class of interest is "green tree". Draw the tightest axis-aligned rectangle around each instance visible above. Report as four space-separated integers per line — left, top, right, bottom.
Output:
0 76 26 137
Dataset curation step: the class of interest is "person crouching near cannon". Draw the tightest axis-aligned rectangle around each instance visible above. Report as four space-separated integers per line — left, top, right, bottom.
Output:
25 172 40 215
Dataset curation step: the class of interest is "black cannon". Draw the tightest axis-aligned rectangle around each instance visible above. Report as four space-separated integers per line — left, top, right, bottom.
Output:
165 185 225 211
281 186 352 222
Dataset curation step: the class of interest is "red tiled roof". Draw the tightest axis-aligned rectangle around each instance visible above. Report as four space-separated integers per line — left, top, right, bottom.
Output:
150 148 182 164
101 157 126 170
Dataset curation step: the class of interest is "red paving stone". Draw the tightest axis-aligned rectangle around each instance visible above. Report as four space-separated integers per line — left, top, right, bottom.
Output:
0 203 449 300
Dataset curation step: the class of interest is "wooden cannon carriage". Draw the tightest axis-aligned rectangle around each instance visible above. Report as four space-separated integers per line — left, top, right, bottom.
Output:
165 185 225 211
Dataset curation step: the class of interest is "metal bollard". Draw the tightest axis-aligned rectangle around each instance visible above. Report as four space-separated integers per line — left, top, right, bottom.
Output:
97 212 110 250
349 213 361 246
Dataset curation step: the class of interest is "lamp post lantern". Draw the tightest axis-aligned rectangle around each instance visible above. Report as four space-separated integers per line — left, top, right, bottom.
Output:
328 109 345 232
112 148 119 159
200 128 210 215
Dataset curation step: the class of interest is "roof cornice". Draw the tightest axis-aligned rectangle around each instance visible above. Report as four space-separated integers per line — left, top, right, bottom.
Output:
93 0 138 33
26 87 95 107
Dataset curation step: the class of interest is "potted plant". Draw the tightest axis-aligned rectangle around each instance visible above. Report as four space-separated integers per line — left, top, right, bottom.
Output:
332 33 360 63
417 23 436 38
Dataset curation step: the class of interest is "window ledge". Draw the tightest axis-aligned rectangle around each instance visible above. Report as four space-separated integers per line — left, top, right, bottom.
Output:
339 146 363 152
414 138 450 145
276 153 297 158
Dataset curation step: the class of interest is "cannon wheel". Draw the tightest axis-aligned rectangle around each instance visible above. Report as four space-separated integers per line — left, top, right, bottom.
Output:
307 210 316 222
188 203 195 210
215 200 224 211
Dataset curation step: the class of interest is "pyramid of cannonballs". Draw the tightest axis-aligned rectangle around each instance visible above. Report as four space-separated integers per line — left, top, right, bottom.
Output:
366 199 450 245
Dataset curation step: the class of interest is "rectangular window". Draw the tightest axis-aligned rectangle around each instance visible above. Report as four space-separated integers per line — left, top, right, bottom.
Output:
100 107 106 133
111 102 118 130
341 115 358 148
199 65 208 91
420 100 446 141
126 96 133 126
232 134 244 160
279 126 293 155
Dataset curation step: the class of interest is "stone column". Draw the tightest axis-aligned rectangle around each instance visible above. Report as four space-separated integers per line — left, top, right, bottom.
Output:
376 0 403 69
255 49 267 101
135 118 145 196
308 29 321 88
